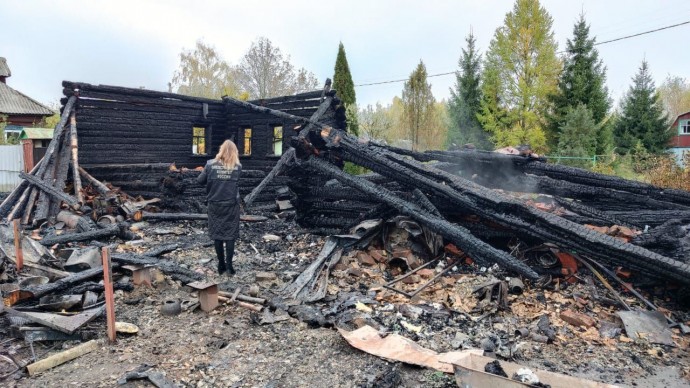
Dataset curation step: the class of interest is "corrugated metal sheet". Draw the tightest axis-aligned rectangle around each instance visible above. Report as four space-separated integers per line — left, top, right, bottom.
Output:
0 145 23 192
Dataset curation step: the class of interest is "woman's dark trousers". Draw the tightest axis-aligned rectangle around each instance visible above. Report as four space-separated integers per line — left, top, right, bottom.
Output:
214 239 236 274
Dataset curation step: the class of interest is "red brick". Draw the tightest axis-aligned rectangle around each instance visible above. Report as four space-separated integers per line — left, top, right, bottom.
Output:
560 309 596 327
368 249 386 263
357 252 376 266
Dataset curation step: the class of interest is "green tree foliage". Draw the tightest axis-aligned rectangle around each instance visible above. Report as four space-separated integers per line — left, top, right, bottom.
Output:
477 0 560 153
333 42 358 135
0 114 8 144
658 75 690 120
447 32 491 150
358 103 392 141
549 15 610 149
170 40 241 99
557 104 597 168
402 61 436 151
236 37 319 99
614 61 670 154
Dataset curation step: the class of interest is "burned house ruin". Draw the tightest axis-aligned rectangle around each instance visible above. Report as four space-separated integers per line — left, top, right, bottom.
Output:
61 81 345 211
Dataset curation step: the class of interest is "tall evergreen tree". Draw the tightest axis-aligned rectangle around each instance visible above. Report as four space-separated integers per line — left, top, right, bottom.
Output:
402 61 435 151
448 32 491 149
333 42 358 135
557 104 597 168
549 15 610 152
614 60 670 154
477 0 560 153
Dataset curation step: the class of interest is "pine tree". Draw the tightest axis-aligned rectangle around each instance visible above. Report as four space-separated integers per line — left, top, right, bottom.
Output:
557 104 597 168
477 0 560 153
402 61 435 151
548 15 610 150
333 42 358 135
614 61 670 154
448 32 491 149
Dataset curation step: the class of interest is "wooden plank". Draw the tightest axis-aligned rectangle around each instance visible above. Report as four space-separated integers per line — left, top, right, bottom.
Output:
69 114 84 204
101 247 116 343
26 340 100 376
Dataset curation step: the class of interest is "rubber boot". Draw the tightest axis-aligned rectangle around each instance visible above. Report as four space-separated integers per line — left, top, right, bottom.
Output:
214 240 226 275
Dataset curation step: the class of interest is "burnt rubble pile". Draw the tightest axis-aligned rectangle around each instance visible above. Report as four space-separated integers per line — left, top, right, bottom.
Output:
232 95 690 287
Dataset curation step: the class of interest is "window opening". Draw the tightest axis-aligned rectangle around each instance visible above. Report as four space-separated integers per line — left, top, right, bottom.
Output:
272 125 283 155
192 126 206 155
242 127 252 155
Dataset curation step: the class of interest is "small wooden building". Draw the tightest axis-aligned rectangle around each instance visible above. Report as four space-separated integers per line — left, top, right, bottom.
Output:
0 57 54 138
669 111 690 166
18 127 53 172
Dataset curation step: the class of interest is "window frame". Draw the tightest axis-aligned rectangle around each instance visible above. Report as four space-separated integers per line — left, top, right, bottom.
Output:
270 124 284 156
241 126 252 156
192 125 209 156
680 119 690 135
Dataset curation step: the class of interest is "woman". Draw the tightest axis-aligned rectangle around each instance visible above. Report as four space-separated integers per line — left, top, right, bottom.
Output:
197 140 242 275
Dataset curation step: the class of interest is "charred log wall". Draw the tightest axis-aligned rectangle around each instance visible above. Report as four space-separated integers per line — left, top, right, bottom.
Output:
61 81 341 202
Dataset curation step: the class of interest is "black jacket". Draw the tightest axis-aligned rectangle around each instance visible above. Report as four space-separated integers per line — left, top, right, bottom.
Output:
197 160 242 203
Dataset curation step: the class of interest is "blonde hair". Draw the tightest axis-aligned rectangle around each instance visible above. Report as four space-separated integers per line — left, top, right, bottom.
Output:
215 140 240 170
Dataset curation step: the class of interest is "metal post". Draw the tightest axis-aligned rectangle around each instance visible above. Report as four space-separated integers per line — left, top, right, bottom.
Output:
101 247 116 343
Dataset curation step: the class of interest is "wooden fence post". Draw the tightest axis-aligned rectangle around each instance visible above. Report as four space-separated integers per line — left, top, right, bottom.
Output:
101 247 116 343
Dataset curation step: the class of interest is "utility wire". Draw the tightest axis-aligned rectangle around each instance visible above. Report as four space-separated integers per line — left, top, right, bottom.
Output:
355 19 690 88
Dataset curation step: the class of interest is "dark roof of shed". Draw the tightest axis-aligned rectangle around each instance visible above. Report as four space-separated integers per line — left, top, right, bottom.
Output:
0 82 54 116
0 57 10 77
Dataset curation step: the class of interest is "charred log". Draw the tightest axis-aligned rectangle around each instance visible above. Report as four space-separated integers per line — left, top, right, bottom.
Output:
40 224 120 246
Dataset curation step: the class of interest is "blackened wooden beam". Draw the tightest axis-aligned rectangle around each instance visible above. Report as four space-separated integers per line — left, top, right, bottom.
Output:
302 156 540 280
78 167 112 197
39 223 120 246
19 172 79 209
43 134 73 221
69 113 84 204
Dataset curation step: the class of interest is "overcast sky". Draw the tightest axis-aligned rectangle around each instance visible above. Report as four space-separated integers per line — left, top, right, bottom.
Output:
2 0 689 110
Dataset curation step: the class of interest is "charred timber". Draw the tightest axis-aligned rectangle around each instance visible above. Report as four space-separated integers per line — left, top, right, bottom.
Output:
302 156 540 280
140 211 207 221
111 253 203 284
40 224 120 246
24 267 104 299
78 167 114 198
293 122 690 284
37 134 72 223
19 172 79 209
347 141 690 284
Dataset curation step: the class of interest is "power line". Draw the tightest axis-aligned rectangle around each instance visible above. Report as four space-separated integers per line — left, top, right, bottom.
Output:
355 19 690 88
594 19 690 46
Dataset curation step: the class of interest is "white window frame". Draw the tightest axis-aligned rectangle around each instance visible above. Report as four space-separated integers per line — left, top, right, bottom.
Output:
680 119 690 135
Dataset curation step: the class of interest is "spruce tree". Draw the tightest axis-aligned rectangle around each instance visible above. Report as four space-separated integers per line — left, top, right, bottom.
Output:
549 15 610 151
557 104 597 168
614 60 670 154
448 32 491 149
333 42 358 135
